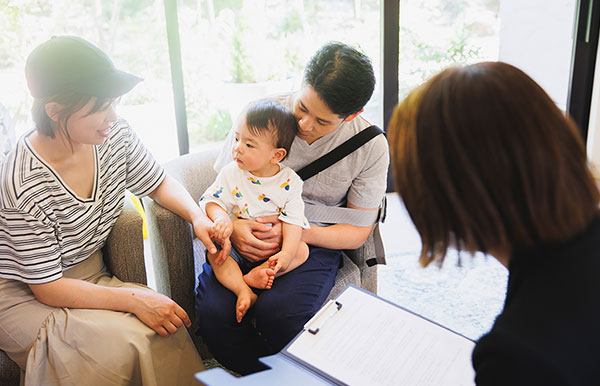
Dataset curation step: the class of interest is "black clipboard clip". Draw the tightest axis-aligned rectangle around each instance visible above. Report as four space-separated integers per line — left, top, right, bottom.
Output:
304 300 343 335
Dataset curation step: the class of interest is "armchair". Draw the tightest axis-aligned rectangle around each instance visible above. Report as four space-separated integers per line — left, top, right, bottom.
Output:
0 197 146 386
144 149 378 359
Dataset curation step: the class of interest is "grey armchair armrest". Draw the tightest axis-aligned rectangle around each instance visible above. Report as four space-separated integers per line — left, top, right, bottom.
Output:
144 149 379 358
102 196 147 284
342 229 378 294
0 196 146 386
143 150 218 359
0 352 20 386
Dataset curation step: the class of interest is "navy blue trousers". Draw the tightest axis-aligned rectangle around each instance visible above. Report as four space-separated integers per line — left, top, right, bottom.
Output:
194 246 341 375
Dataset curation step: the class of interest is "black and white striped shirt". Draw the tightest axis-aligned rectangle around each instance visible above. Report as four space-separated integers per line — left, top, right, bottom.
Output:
0 119 164 284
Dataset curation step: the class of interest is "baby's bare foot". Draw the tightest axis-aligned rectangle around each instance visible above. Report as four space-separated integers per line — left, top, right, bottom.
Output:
244 267 275 289
236 289 258 323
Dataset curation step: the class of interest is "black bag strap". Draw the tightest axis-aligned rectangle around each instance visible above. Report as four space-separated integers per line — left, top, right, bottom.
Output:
296 125 384 181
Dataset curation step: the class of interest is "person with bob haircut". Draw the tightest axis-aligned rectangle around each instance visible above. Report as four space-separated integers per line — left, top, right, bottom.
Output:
388 61 600 385
197 41 390 374
0 36 217 384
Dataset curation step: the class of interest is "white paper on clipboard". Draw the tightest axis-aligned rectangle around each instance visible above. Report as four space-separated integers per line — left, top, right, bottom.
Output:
284 285 476 386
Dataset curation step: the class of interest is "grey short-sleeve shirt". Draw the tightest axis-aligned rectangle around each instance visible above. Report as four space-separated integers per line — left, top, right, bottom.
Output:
214 93 389 216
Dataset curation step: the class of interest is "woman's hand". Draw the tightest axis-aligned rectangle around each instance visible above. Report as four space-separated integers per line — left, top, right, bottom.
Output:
212 237 231 266
149 175 218 254
128 288 191 337
29 277 191 338
191 215 217 255
230 216 282 262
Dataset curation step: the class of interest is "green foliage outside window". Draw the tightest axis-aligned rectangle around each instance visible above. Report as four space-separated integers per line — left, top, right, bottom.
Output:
0 0 499 155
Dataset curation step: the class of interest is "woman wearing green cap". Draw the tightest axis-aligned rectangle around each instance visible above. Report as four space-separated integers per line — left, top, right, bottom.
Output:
0 36 215 384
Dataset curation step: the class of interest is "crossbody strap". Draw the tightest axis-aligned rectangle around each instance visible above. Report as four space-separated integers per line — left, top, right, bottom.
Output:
296 125 384 181
303 197 387 266
296 125 387 265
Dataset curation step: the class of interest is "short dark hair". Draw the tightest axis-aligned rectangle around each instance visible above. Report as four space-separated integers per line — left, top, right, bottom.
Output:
245 99 298 160
32 92 113 143
388 61 599 267
304 42 375 118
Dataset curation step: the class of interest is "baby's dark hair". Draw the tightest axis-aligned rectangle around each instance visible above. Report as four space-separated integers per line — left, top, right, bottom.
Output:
245 99 298 160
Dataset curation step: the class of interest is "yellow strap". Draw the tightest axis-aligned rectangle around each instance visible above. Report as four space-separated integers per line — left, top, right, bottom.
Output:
129 195 148 240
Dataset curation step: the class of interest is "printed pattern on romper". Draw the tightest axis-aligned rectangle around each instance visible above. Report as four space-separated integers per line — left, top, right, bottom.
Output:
232 186 243 198
213 187 224 198
199 162 308 228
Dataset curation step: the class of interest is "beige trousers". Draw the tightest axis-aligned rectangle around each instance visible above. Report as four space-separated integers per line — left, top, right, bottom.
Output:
0 251 204 385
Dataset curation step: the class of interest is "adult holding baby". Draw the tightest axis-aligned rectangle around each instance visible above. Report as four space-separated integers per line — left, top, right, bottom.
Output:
0 36 216 384
195 42 390 375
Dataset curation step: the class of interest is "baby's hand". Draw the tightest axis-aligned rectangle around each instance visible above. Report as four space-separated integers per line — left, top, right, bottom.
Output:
268 254 281 274
213 237 231 266
268 252 292 275
211 215 233 243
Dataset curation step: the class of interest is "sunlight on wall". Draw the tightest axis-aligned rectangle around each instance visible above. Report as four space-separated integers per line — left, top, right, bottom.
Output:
587 35 600 180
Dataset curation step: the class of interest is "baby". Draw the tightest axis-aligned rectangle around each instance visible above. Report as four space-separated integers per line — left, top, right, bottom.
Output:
199 99 309 322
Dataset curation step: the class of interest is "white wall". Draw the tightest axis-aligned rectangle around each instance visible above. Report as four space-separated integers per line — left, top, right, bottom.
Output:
587 38 600 179
498 0 577 111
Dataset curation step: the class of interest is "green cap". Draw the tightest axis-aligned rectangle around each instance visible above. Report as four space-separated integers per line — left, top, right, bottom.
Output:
25 35 142 98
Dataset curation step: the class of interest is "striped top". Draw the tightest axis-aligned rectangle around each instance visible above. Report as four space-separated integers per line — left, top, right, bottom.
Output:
0 119 165 284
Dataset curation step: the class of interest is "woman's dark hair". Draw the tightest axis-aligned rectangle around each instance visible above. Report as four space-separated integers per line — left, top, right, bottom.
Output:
245 99 298 160
304 42 375 118
32 92 113 143
388 61 599 267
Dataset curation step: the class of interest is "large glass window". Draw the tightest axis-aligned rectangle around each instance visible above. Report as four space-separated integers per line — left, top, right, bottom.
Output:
0 1 581 160
399 0 500 99
0 0 179 162
177 0 382 154
389 0 579 337
399 0 577 110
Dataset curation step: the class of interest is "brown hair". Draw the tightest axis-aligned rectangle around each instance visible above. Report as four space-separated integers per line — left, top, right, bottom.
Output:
245 99 298 160
388 61 599 266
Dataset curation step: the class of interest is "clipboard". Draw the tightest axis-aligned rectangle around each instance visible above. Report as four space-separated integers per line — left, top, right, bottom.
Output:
195 285 476 385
